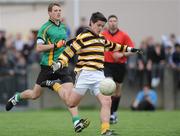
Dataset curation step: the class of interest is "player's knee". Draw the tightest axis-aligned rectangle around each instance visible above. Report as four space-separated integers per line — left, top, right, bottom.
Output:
31 92 41 100
101 97 112 107
67 99 77 108
66 99 73 107
114 89 121 96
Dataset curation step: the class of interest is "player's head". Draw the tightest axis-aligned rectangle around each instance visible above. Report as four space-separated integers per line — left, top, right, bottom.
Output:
108 15 118 31
89 12 107 35
48 2 61 21
142 83 151 94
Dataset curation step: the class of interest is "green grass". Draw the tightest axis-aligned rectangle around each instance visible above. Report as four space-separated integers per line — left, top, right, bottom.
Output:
0 110 180 136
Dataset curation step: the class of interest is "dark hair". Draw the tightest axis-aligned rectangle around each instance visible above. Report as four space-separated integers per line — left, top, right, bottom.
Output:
89 12 107 26
175 43 180 48
108 15 118 20
48 2 61 12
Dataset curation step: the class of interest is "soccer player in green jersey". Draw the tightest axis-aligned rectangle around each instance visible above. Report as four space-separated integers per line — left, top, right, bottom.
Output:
5 2 89 133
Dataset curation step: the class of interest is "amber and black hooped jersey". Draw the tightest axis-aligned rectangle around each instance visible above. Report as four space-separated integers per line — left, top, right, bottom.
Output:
58 28 130 72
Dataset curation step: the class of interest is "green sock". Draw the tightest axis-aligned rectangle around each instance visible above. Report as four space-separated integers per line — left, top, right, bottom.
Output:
72 116 80 125
15 93 21 102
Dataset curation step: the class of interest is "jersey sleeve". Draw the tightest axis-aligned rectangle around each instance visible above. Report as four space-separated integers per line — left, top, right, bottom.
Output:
58 33 84 66
37 25 47 44
150 91 158 106
104 38 130 52
136 91 144 102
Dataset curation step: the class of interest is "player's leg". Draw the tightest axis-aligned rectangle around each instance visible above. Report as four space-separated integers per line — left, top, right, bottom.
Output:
56 82 89 133
5 66 49 111
110 83 121 124
110 63 126 124
41 79 87 133
6 65 64 111
67 89 90 133
96 93 118 135
96 93 111 134
54 68 89 132
6 84 43 111
104 63 118 123
40 68 90 133
66 70 94 133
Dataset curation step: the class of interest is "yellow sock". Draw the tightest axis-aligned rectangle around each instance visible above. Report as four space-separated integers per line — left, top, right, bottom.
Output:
101 122 110 134
52 83 61 92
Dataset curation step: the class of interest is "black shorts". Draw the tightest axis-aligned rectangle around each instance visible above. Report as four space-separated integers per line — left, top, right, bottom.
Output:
104 62 126 83
36 65 73 85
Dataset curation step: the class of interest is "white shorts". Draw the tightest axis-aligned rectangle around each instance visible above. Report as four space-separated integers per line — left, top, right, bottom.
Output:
74 70 105 96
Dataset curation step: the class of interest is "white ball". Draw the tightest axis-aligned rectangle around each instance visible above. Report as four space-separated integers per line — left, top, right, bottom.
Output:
99 78 116 96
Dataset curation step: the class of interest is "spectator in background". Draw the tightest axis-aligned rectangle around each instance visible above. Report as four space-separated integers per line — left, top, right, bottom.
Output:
102 15 135 124
61 17 72 40
131 84 157 111
146 36 156 86
22 32 38 64
161 35 174 63
75 17 87 36
14 50 27 91
127 54 137 86
170 43 180 89
14 33 25 52
137 40 149 88
169 33 177 47
164 44 173 65
0 50 15 76
0 31 6 51
149 43 166 88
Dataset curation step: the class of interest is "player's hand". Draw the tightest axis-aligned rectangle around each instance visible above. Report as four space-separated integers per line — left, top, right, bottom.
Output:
54 40 65 48
131 48 143 55
51 61 62 72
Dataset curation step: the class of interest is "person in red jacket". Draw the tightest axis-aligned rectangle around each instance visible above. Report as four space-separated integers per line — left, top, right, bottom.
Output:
102 15 135 124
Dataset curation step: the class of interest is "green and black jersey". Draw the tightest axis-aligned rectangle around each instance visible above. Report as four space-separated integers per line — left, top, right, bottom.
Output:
37 20 67 66
58 28 129 72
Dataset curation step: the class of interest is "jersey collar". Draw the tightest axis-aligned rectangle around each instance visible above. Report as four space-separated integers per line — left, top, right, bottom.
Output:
49 19 61 27
108 29 119 36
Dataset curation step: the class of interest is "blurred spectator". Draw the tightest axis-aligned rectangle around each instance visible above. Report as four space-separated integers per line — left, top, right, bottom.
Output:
5 34 14 49
61 17 72 40
127 55 137 86
14 50 27 91
131 84 157 111
75 17 87 36
14 33 25 51
22 32 37 64
170 43 180 88
0 50 15 76
164 44 173 65
14 51 27 75
137 40 150 88
0 31 6 51
146 36 156 86
169 33 177 47
148 42 166 87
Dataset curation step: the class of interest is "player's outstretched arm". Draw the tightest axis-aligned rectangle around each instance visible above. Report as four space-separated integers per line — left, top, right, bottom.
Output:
131 48 144 55
104 39 143 54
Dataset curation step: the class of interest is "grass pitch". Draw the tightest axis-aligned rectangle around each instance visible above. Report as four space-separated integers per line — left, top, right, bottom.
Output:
0 110 180 136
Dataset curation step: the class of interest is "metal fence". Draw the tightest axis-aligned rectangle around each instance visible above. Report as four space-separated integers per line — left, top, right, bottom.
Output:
0 64 180 110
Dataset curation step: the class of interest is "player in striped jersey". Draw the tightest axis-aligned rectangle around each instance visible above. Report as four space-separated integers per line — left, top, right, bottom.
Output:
46 12 142 136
